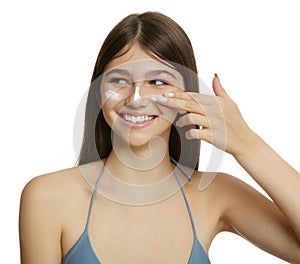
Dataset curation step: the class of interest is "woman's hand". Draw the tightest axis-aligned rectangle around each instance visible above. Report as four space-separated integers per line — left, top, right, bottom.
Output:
158 74 255 156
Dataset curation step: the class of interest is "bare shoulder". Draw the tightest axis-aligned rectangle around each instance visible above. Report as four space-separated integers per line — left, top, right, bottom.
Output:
186 170 259 217
190 171 271 227
20 165 92 218
202 171 263 202
22 166 80 200
190 170 252 195
19 166 89 263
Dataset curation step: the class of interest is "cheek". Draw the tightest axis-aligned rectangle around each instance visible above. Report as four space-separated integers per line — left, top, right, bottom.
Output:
102 99 118 110
101 100 120 127
104 90 123 101
101 87 124 105
157 105 178 124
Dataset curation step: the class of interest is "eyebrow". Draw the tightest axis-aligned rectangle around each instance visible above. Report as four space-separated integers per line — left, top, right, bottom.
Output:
104 69 131 77
145 70 177 80
104 68 177 80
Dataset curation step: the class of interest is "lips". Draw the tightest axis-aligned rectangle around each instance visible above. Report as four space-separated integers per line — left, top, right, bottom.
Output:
118 113 158 128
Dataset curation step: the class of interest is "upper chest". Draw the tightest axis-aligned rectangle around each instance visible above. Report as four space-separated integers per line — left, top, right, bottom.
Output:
62 181 222 263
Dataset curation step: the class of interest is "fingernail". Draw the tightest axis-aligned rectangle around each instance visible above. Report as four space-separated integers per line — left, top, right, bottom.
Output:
163 91 174 98
151 95 168 103
214 73 220 80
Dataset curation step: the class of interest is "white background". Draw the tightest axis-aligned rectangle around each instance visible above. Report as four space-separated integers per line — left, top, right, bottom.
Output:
1 0 299 263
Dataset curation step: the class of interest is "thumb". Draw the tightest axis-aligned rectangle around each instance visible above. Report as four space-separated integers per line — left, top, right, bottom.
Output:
213 73 229 98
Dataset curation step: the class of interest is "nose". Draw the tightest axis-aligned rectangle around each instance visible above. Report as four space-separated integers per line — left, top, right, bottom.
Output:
133 85 141 101
125 82 149 107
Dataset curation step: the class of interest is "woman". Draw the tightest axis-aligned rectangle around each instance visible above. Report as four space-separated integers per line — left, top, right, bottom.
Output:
19 12 300 263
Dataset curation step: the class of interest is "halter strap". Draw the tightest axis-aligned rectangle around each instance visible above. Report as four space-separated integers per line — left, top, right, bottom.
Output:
173 169 199 239
84 165 104 231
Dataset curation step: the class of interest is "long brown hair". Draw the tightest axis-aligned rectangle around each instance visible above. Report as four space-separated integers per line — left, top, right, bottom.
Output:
76 12 200 169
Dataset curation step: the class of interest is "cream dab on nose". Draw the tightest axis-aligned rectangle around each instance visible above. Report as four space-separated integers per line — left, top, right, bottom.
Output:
104 90 122 101
133 85 141 101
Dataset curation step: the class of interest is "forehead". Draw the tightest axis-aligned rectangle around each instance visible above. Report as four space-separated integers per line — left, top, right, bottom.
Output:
104 44 183 81
105 43 154 70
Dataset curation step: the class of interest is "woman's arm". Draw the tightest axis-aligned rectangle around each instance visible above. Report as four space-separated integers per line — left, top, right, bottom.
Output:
19 175 62 264
214 171 300 262
156 74 300 260
233 127 300 238
212 75 300 243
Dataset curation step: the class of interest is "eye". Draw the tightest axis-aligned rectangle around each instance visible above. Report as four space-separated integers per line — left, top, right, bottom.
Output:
109 78 130 85
149 79 168 86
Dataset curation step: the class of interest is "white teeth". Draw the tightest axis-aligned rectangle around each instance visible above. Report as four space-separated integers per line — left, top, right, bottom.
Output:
122 114 155 123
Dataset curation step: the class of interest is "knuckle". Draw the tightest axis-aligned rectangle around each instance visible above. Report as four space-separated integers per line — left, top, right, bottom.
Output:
189 129 200 139
187 114 194 123
185 100 194 110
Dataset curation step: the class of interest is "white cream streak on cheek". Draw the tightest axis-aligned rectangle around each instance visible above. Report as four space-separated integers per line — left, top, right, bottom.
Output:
104 90 122 101
133 86 141 101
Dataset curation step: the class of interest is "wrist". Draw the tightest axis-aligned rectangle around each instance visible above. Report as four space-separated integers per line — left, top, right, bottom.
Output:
232 127 262 159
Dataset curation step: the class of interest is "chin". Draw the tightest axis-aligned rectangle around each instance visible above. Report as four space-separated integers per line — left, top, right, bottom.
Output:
128 136 152 148
112 128 169 151
121 132 155 147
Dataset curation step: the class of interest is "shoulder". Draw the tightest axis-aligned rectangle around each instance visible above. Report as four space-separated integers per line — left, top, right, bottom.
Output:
20 165 91 216
187 170 258 216
190 170 270 223
189 170 251 194
21 166 78 199
19 166 89 263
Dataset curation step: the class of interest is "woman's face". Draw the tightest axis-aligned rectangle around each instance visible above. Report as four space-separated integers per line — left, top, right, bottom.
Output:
100 43 185 148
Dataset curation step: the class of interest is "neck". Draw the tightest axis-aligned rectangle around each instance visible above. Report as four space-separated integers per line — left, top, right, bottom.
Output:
105 149 174 185
105 127 174 184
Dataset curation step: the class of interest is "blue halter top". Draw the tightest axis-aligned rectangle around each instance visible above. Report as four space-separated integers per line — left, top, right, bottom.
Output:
62 158 211 263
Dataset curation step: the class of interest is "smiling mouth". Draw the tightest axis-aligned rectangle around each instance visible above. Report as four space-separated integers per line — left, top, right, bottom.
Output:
119 113 158 124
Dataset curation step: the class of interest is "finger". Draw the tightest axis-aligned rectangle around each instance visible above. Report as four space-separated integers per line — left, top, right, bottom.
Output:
151 95 205 115
185 128 211 142
176 113 209 128
213 73 229 98
163 90 216 105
